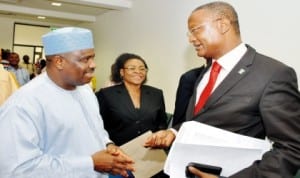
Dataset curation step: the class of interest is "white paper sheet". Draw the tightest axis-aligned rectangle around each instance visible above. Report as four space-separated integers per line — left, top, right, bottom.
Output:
164 121 271 177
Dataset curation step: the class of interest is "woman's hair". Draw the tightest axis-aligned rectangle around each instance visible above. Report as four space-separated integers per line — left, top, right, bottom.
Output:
110 53 148 84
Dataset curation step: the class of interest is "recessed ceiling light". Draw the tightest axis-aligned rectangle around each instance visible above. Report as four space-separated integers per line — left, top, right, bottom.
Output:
37 16 46 19
51 2 62 7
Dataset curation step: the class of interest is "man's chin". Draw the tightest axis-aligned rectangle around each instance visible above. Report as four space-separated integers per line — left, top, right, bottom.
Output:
78 78 92 86
194 48 203 56
85 78 92 84
85 73 94 80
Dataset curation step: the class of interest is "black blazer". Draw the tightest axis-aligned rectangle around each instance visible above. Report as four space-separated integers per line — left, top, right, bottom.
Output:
182 45 300 178
96 84 167 146
172 67 205 126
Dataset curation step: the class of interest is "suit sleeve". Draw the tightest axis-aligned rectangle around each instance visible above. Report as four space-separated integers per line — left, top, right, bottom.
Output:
156 90 168 130
95 89 109 128
172 74 188 126
230 66 300 178
172 74 188 131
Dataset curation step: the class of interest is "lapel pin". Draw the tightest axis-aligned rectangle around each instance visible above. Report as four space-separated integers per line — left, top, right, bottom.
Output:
238 68 246 75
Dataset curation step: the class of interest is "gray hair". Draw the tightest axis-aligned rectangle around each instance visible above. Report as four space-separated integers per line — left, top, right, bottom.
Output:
193 1 240 35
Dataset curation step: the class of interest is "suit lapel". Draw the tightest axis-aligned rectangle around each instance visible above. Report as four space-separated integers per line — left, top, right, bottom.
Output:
186 62 212 120
140 86 151 111
118 84 151 114
201 46 256 113
116 84 138 115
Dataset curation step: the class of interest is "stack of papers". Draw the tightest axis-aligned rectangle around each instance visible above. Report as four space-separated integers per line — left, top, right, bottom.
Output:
164 121 271 177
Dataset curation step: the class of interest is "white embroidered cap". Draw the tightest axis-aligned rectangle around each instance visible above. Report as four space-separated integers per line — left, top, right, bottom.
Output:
42 27 94 55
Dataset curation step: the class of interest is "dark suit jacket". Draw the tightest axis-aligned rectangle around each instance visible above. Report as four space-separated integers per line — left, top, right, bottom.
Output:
183 45 300 178
172 67 205 126
96 84 167 146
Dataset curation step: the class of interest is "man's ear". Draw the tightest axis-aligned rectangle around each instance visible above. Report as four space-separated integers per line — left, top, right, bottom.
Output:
53 55 64 70
217 18 231 34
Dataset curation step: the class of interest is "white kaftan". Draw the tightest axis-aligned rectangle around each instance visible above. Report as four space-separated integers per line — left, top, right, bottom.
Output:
0 73 111 178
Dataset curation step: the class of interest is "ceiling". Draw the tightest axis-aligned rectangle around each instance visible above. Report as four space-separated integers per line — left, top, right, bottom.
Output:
0 0 132 25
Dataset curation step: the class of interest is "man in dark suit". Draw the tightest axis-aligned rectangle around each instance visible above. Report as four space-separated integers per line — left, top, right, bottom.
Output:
145 1 300 178
172 66 205 126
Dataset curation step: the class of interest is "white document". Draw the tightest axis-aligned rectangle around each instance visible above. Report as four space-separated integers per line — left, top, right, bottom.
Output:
164 121 271 177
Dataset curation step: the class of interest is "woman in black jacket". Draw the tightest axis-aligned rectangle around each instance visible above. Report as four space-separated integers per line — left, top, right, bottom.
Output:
96 53 167 146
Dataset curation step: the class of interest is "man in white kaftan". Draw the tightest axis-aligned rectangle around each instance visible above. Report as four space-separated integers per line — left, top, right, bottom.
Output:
0 74 109 177
0 27 134 178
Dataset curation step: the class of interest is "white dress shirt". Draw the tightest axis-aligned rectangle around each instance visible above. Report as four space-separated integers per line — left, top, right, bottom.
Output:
195 43 247 104
170 43 248 136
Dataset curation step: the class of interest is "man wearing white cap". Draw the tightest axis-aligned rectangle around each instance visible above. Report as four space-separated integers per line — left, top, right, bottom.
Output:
0 27 134 178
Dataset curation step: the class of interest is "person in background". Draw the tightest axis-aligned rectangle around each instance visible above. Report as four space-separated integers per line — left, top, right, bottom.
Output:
0 48 19 106
34 58 47 75
0 27 134 178
20 54 35 78
1 48 11 69
145 1 300 178
95 53 168 146
171 63 207 126
6 52 30 86
103 63 122 87
39 58 47 73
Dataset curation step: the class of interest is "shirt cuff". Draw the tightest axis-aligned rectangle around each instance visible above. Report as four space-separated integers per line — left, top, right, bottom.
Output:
169 128 178 136
66 156 95 172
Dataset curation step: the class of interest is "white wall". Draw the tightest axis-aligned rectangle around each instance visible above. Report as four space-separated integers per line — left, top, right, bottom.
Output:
82 0 205 113
0 17 14 50
83 0 300 113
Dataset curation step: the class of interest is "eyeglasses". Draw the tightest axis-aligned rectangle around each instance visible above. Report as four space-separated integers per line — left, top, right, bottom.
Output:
186 23 207 37
187 18 222 37
123 67 148 72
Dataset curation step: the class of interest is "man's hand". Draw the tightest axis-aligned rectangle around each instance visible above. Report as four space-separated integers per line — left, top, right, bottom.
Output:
106 143 133 162
188 166 218 178
106 143 121 156
92 147 135 177
144 130 175 148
